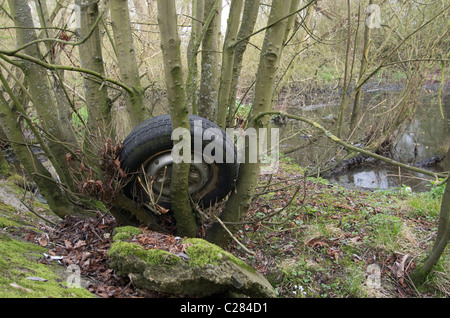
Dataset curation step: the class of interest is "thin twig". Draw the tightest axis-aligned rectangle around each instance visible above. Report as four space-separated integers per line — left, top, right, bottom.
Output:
214 216 255 255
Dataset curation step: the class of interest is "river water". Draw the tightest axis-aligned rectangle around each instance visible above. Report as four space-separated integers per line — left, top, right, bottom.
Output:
279 86 450 192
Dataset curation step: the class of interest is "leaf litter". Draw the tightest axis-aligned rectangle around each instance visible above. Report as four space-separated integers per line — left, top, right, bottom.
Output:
40 215 175 298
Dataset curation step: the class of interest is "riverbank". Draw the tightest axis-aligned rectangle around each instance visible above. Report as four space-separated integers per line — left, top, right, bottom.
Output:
0 158 448 298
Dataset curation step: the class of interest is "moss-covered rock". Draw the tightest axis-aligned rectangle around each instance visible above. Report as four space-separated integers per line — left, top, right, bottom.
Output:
183 238 256 273
108 229 276 297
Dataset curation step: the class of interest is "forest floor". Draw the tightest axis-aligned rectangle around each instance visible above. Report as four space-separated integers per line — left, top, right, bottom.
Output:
0 157 448 298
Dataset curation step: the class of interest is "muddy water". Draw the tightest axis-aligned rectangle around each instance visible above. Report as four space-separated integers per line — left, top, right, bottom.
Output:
280 87 450 192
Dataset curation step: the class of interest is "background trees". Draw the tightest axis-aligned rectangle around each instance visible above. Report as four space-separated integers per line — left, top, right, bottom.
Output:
0 0 448 284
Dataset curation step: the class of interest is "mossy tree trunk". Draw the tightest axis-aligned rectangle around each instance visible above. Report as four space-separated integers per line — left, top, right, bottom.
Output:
216 0 244 129
7 0 76 191
226 0 260 126
0 90 92 218
76 0 112 143
186 0 204 114
206 0 293 247
198 0 222 122
34 0 78 147
275 1 314 96
156 0 197 237
109 0 149 137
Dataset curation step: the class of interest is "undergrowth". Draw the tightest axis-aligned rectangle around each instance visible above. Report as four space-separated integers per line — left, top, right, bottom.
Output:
230 158 449 298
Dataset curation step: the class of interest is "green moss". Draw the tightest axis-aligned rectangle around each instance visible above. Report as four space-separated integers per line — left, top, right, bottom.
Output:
0 215 21 228
113 232 133 242
0 160 11 177
108 241 148 260
146 249 181 265
113 226 143 236
108 241 181 266
109 231 256 272
112 226 143 242
0 233 93 298
184 238 256 273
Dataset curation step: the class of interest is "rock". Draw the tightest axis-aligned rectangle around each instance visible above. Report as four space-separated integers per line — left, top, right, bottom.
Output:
108 231 276 298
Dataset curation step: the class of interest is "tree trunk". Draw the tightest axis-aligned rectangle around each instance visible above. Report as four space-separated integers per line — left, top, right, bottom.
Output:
34 0 78 147
216 0 244 129
186 0 204 114
336 0 353 139
411 146 450 285
282 0 301 44
350 0 373 134
76 0 112 141
156 0 197 237
109 0 148 137
8 0 76 190
207 0 292 247
198 0 222 122
411 174 450 285
0 92 93 219
226 0 260 126
275 1 314 96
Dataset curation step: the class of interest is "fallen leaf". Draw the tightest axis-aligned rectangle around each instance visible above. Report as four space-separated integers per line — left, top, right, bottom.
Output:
305 237 329 248
64 240 73 249
38 233 49 246
74 240 86 249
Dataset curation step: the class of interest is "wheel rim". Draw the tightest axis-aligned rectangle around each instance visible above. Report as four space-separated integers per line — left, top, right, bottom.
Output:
142 151 218 204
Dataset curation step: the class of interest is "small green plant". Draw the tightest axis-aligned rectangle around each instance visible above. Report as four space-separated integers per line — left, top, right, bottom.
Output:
72 106 88 129
368 213 404 251
233 101 252 119
279 259 312 298
427 179 445 199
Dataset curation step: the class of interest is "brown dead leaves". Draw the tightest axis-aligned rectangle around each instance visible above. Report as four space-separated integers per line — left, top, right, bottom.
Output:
45 215 162 298
305 236 341 261
65 138 127 200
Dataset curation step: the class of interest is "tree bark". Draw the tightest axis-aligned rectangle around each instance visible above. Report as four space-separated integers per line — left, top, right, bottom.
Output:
198 0 222 122
275 1 314 96
336 0 353 139
207 0 292 247
186 0 204 114
350 0 372 134
109 0 148 137
34 0 78 146
8 0 75 189
411 149 450 285
76 0 112 141
216 0 244 129
226 0 260 126
0 92 92 219
156 0 197 237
